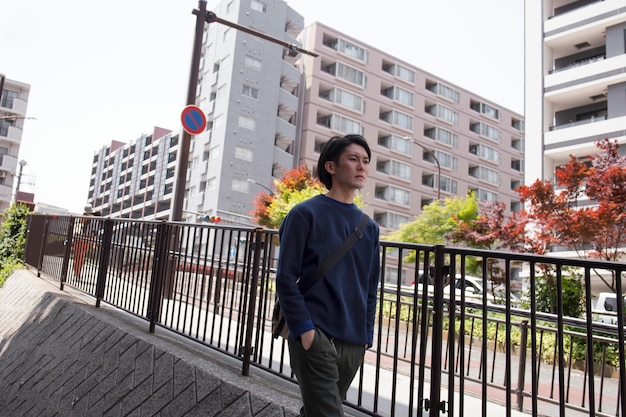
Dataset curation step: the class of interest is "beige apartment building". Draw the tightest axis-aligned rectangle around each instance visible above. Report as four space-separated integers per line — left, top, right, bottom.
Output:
297 23 525 234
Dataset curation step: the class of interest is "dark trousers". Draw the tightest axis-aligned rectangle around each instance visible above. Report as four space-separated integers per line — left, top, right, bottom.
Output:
288 328 365 417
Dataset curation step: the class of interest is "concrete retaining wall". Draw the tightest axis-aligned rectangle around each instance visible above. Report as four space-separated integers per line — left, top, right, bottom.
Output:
0 269 301 417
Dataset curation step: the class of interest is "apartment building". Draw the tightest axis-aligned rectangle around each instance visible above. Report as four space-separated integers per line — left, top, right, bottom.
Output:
298 23 525 234
0 75 30 213
88 127 179 220
183 0 304 225
524 0 626 185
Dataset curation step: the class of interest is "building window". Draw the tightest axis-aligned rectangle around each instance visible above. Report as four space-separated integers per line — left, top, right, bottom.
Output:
376 158 412 180
378 134 412 156
423 174 457 194
425 103 458 125
381 85 414 107
426 81 460 103
242 85 259 99
235 146 253 162
207 177 217 190
425 150 457 171
238 115 257 130
322 61 366 87
469 165 500 185
375 185 410 206
0 90 18 109
323 35 367 62
380 109 413 131
470 121 501 142
470 100 500 120
319 86 364 113
424 126 458 148
472 188 498 202
469 143 500 163
317 113 363 135
250 0 267 13
382 61 415 84
512 118 524 131
511 159 523 172
511 137 523 151
232 178 250 193
245 56 262 71
374 212 410 229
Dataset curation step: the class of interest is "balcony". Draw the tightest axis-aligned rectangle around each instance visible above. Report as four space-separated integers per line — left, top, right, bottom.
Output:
545 1 625 37
544 114 626 159
0 183 11 204
0 153 17 173
0 96 28 116
0 125 23 144
545 54 626 109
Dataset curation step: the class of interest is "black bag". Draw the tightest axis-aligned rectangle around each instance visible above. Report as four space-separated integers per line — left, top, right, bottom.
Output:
271 213 369 339
271 299 289 338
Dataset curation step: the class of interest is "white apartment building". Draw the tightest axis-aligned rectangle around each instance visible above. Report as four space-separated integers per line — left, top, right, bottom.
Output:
183 0 304 225
524 0 626 185
88 127 179 220
0 75 30 213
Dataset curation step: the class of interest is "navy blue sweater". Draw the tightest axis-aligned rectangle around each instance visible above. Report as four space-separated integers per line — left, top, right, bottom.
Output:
276 195 380 346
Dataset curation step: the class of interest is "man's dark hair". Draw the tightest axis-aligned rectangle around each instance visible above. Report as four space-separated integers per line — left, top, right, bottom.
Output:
317 134 371 190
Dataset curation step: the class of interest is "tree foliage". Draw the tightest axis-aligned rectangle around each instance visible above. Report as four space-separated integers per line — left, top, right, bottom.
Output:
0 203 30 261
0 203 31 287
384 192 479 246
250 165 364 230
517 139 626 290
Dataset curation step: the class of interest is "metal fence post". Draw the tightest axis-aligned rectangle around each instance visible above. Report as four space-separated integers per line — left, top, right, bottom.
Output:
427 244 447 415
60 216 75 289
147 221 169 333
517 320 528 411
242 227 263 377
95 218 113 307
36 215 51 278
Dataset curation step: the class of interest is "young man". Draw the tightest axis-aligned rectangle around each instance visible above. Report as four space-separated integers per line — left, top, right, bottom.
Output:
276 134 380 416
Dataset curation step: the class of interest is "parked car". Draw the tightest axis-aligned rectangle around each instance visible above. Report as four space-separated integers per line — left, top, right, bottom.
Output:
444 275 521 306
593 292 626 324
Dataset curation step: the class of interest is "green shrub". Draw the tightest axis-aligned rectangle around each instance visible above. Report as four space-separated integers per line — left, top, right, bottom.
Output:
0 203 31 288
0 258 22 287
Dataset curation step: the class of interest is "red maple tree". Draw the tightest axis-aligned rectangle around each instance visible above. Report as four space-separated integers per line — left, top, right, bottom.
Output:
517 139 626 290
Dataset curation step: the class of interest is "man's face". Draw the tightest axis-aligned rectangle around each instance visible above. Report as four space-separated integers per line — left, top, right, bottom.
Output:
327 143 370 190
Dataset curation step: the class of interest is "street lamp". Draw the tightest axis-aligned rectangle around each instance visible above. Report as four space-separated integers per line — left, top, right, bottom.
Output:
247 179 275 196
405 136 441 201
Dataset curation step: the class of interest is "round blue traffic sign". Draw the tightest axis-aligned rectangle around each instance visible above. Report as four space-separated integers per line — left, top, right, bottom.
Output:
180 105 207 135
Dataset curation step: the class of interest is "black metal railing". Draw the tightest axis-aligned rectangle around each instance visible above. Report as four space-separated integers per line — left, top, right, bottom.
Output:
24 214 626 417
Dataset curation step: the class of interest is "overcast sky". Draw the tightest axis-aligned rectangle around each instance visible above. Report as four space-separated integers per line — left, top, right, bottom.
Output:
0 0 524 213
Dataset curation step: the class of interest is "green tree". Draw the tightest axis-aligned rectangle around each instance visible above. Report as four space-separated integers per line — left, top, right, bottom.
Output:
0 203 31 287
383 193 479 262
517 138 626 291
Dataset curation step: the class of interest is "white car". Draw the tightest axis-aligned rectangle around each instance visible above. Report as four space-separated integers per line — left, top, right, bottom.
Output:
444 275 520 306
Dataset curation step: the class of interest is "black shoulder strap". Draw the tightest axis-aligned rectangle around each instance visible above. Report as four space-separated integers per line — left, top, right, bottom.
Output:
299 213 369 294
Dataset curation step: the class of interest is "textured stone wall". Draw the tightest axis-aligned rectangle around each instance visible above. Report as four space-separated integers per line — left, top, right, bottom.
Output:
0 270 300 416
